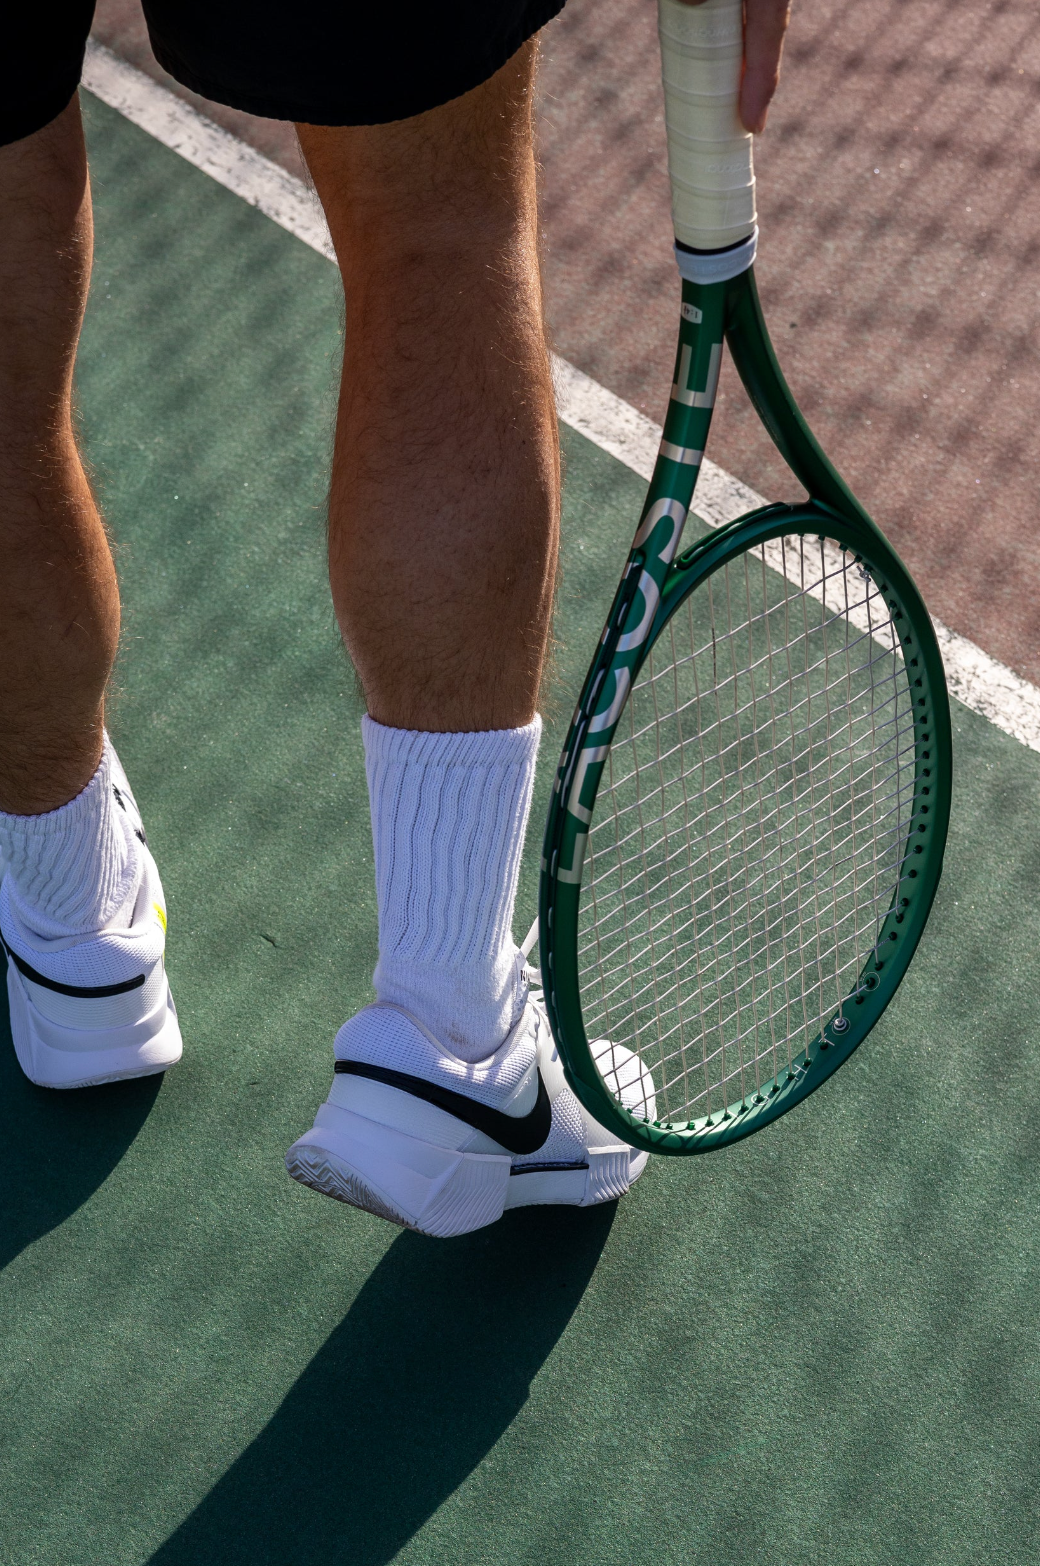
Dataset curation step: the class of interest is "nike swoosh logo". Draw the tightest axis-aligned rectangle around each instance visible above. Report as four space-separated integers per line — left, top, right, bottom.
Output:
1 933 146 999
334 1059 552 1156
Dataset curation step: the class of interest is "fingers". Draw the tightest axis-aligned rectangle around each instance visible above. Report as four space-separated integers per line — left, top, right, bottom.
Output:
666 0 791 134
740 0 791 133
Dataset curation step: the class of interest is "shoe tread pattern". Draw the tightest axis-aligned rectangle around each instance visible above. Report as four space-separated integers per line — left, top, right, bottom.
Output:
285 1146 417 1232
584 1149 632 1205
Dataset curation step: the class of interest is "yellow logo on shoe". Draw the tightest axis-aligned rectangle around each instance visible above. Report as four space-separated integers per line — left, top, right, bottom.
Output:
153 902 167 933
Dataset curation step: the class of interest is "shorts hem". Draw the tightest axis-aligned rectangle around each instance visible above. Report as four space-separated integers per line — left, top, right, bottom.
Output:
0 79 82 148
149 0 565 126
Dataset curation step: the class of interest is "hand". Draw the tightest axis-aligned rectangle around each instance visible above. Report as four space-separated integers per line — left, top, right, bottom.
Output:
677 0 792 134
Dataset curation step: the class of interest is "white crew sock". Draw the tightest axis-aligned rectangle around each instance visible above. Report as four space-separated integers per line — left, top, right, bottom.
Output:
363 714 542 1063
0 734 141 943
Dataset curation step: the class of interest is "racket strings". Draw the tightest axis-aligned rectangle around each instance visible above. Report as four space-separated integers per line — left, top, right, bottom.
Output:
592 690 913 867
577 536 918 1127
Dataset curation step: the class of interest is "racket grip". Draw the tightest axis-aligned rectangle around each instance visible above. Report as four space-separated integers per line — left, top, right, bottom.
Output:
658 0 756 252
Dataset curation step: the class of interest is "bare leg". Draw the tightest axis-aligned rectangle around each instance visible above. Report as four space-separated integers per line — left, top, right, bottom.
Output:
0 97 119 815
297 40 559 734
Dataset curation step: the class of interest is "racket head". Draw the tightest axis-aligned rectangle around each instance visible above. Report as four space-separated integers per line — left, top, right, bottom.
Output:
539 502 951 1155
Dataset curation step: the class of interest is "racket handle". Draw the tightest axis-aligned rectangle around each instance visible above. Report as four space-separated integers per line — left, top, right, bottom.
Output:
658 0 756 252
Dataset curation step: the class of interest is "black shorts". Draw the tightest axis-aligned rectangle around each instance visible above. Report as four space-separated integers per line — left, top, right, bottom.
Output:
4 0 565 147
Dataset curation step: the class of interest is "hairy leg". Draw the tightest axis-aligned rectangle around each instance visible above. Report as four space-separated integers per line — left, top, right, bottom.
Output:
298 40 559 734
0 97 119 814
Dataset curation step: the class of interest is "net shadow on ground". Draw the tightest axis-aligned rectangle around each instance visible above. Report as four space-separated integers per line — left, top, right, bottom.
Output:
0 975 162 1272
145 1201 615 1566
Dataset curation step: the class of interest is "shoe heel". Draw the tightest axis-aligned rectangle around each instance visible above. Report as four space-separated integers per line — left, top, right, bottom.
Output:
7 967 182 1089
285 1102 511 1238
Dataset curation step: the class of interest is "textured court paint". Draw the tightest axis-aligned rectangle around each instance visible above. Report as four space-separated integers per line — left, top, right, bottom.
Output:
81 39 1040 763
536 0 1040 693
2 95 1040 1566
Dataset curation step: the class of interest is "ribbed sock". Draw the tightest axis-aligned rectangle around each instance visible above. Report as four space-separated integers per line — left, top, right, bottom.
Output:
363 714 541 1063
0 734 141 943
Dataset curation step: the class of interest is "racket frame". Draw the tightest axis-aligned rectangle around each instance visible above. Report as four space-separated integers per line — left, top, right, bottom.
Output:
538 265 952 1154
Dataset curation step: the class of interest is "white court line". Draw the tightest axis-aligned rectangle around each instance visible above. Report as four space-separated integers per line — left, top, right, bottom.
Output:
82 39 1040 757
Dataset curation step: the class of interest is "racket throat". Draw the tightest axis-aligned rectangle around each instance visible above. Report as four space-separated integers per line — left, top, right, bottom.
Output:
640 278 729 565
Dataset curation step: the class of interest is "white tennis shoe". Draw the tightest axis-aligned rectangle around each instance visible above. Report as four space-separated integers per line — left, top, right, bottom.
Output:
285 992 655 1237
0 764 182 1090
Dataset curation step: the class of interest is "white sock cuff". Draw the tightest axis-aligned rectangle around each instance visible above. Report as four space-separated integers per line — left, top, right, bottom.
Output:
362 713 541 971
0 734 140 939
360 715 542 774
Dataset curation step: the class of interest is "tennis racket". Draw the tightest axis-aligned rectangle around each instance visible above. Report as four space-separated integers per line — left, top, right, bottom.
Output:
530 0 951 1154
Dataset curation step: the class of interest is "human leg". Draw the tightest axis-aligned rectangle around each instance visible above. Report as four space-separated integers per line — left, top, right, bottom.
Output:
0 98 180 1087
0 96 117 816
295 44 558 1061
297 39 559 735
297 43 556 1059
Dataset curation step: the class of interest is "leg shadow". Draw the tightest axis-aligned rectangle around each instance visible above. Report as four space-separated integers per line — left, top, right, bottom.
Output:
0 969 162 1270
148 1201 617 1566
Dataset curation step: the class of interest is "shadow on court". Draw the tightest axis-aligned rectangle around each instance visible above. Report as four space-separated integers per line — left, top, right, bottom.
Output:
146 1201 616 1566
0 967 163 1271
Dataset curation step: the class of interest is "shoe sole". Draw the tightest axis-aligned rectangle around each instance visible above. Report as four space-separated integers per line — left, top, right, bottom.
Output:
505 1147 647 1210
284 1143 420 1231
285 1102 644 1238
285 1106 511 1238
6 965 183 1089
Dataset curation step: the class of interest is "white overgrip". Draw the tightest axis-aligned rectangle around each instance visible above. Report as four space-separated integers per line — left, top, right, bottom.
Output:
658 0 756 252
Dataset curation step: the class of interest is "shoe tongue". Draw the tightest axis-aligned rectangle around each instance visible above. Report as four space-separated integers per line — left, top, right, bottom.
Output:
508 948 531 1033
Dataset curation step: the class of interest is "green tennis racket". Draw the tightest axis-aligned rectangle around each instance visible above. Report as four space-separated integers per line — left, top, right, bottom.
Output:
532 0 951 1155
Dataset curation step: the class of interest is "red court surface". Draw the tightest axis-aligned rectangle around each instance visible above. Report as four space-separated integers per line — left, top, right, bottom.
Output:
92 0 1040 684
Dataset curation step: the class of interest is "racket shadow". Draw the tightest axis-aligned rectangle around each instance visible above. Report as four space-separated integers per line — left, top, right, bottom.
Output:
146 1202 616 1566
0 965 163 1272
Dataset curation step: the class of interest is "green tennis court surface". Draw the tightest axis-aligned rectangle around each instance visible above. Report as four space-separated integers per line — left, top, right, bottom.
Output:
2 95 1039 1566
